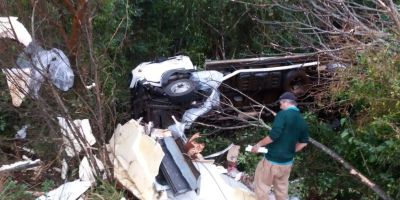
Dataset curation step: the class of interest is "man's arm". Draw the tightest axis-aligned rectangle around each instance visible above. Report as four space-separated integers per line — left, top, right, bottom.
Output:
295 143 307 152
251 136 273 153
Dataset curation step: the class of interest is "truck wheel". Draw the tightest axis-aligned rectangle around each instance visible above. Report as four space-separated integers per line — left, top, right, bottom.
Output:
164 79 196 103
283 70 311 95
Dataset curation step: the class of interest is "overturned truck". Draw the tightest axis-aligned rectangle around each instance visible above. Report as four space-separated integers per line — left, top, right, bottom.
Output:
130 54 330 129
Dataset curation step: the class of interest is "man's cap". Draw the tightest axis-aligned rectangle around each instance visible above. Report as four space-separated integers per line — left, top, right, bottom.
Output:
278 92 297 101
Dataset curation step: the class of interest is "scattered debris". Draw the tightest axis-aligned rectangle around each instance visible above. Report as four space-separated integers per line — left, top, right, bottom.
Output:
57 117 96 157
15 124 29 139
108 119 164 200
36 180 92 200
0 158 41 173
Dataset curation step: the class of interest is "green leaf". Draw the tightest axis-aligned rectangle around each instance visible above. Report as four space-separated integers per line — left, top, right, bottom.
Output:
340 129 349 138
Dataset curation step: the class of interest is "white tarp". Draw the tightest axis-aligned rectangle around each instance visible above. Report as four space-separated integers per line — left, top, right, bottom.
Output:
108 119 164 200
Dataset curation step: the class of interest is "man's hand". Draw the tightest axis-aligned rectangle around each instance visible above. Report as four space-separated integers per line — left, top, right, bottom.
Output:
251 136 273 153
295 143 308 152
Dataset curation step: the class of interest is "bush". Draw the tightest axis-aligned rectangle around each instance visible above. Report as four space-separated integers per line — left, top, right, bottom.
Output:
0 179 33 200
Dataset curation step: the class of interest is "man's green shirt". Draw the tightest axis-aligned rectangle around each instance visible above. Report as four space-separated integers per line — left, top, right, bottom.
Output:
264 106 309 163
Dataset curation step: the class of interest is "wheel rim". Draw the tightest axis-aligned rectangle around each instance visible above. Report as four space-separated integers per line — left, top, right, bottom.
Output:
170 81 191 94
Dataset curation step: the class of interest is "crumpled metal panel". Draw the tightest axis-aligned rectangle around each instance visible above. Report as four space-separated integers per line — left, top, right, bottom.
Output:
159 137 198 195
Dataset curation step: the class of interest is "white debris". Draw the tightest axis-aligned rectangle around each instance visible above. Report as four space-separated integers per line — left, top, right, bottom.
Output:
15 125 29 139
61 158 68 180
108 119 164 200
36 180 92 200
204 144 234 159
0 16 32 46
195 161 256 200
2 68 32 107
79 156 104 184
22 147 35 154
168 115 186 139
57 117 96 157
0 158 40 173
85 83 96 89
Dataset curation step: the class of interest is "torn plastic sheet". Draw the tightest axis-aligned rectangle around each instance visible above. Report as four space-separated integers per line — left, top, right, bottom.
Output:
16 43 74 95
2 43 74 106
36 180 92 200
168 71 223 137
1 17 74 106
0 16 32 46
108 119 164 200
57 117 96 157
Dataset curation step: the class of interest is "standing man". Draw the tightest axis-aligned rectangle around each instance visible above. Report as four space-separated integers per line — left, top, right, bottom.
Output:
251 92 309 200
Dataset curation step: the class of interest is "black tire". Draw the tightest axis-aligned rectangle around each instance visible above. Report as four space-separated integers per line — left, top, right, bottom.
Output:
164 79 196 103
283 70 311 95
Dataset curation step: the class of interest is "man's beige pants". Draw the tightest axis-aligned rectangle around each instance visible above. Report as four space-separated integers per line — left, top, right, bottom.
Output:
254 159 292 200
